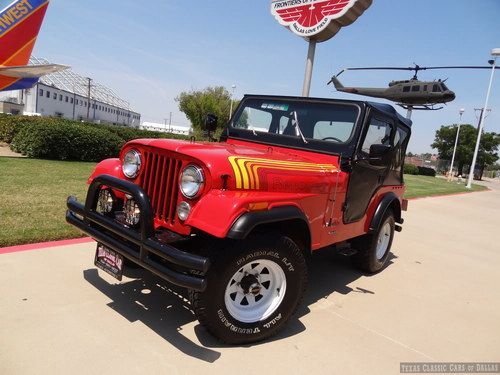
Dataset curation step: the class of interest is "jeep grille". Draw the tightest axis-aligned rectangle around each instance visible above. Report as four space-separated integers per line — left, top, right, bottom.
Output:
138 151 182 224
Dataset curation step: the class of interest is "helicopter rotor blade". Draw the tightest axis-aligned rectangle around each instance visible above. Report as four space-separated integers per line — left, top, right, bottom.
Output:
339 65 499 72
343 67 417 71
416 66 499 70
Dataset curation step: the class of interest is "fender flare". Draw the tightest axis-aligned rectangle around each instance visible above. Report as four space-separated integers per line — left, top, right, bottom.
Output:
227 206 309 240
369 192 402 233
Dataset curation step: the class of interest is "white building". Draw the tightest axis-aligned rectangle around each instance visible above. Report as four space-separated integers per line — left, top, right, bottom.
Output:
0 57 141 126
141 122 192 136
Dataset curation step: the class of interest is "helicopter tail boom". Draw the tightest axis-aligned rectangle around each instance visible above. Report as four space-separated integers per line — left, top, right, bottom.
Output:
328 75 344 90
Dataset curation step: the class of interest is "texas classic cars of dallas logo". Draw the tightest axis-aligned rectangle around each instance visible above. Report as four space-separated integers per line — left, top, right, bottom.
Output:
271 0 371 40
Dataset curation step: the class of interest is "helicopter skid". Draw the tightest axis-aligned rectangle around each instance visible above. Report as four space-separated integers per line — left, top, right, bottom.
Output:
397 103 444 111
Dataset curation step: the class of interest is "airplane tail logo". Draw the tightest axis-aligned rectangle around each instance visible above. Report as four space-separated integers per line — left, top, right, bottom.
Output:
0 0 49 67
0 0 55 91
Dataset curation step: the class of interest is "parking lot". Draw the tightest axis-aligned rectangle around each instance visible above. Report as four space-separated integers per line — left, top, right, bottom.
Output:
1 180 499 375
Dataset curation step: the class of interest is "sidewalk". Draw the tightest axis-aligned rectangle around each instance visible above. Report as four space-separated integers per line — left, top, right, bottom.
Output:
0 143 25 158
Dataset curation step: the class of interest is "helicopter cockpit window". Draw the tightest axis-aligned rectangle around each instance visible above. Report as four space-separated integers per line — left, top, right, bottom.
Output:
423 85 428 91
402 86 411 93
441 83 448 91
411 85 420 92
432 84 441 92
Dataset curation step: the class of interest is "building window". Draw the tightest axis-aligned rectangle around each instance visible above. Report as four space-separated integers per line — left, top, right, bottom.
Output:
39 89 44 96
53 92 57 99
70 98 74 104
65 96 69 102
55 112 63 118
46 91 50 98
59 94 63 101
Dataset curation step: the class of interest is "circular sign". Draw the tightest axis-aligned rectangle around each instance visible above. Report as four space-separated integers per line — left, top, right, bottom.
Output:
271 0 372 42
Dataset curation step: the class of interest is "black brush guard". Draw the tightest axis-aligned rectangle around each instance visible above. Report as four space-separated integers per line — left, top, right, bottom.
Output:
66 174 209 291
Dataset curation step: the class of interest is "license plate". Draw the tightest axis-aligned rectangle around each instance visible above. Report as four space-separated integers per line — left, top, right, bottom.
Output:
94 243 124 281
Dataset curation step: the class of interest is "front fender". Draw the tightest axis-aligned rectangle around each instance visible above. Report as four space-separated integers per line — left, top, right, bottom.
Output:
185 190 310 239
88 158 124 184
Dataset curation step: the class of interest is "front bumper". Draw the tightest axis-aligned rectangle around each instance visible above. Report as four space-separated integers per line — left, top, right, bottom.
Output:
66 174 209 291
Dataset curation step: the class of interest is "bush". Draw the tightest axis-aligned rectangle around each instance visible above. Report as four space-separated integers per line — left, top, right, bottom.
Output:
11 122 124 162
403 164 419 175
417 166 437 177
3 115 190 161
0 115 42 143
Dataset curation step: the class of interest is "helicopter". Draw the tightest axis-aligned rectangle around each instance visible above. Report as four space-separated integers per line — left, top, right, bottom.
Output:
327 64 499 110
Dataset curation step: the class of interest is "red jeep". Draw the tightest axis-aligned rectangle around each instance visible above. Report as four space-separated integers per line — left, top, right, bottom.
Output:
67 95 411 344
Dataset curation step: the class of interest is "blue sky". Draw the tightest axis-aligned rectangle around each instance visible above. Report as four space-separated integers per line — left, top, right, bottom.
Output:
27 0 500 153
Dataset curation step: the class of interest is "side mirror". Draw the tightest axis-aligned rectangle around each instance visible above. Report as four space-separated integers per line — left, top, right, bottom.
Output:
369 144 391 166
203 114 218 132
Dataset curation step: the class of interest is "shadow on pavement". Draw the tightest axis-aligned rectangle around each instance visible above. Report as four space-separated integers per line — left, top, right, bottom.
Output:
83 268 221 363
83 247 398 358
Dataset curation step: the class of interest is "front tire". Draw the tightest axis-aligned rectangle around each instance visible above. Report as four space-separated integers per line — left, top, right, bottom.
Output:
190 233 307 344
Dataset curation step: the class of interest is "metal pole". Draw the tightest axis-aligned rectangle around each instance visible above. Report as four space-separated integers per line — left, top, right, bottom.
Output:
466 58 497 188
448 109 464 181
302 39 317 97
86 77 92 121
406 106 413 120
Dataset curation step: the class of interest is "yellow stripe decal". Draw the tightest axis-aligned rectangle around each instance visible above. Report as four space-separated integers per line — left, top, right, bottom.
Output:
228 156 337 190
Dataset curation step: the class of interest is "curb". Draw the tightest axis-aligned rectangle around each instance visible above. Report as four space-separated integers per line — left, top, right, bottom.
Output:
406 187 492 201
0 237 94 255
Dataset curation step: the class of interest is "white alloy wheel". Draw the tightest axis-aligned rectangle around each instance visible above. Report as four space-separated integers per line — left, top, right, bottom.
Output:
224 259 287 323
376 221 392 260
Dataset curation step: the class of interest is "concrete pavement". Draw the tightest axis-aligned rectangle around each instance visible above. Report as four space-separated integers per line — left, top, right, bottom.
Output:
1 182 499 374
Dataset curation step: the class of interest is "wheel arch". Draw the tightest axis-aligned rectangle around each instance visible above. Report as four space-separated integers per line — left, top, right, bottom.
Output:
369 192 402 233
227 206 312 255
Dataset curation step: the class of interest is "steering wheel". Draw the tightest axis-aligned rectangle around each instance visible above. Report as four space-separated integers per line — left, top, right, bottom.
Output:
321 136 342 142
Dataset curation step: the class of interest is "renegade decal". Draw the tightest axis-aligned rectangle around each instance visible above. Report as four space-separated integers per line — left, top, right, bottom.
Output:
228 156 337 190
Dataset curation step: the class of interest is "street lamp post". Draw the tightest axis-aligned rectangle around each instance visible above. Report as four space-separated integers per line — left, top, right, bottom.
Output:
448 108 465 181
466 48 500 188
229 84 236 119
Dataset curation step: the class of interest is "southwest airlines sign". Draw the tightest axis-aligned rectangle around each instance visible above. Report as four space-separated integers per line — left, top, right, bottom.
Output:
271 0 372 42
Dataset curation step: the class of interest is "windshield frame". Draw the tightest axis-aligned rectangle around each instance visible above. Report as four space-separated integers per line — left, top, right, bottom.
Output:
223 95 365 157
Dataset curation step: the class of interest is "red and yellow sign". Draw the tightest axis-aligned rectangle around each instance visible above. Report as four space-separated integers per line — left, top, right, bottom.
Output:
271 0 372 42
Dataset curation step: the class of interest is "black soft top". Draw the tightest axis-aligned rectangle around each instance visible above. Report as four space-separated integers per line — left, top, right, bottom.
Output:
366 101 412 128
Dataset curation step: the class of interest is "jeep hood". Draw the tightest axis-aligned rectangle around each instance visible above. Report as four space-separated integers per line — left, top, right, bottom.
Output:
125 139 339 191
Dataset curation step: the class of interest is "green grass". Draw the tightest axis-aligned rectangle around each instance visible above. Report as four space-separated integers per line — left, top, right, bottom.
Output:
0 157 95 247
0 157 490 247
404 174 488 199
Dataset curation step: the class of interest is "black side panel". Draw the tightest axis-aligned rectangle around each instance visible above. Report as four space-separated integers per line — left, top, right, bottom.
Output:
227 206 309 240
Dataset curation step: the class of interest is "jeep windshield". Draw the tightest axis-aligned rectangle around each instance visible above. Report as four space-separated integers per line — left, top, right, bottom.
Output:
226 96 361 156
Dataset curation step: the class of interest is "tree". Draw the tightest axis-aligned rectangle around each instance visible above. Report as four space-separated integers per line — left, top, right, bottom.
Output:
176 86 232 134
431 124 500 178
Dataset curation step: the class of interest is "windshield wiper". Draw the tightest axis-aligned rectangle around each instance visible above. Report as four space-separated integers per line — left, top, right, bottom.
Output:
291 111 308 144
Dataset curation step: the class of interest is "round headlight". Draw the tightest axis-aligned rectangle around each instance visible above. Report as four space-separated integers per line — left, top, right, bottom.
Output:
180 165 204 198
122 150 141 178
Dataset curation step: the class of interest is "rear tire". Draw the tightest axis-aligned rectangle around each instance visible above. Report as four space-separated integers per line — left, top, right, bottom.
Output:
190 233 307 344
352 210 395 273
